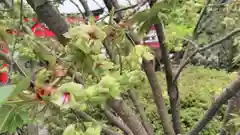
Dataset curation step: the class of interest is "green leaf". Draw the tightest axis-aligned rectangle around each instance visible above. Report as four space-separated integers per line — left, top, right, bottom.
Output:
139 20 152 36
8 114 23 133
109 7 115 24
35 69 49 87
18 111 29 124
143 51 154 61
75 38 90 54
98 61 114 70
90 96 107 103
63 124 76 135
0 85 15 106
85 126 101 135
33 45 56 69
91 40 102 54
85 85 99 97
99 75 117 89
92 26 107 41
11 77 31 98
58 82 84 94
0 105 16 132
99 75 120 97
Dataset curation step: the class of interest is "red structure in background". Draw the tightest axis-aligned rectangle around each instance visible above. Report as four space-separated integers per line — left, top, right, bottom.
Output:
143 26 160 48
0 43 8 84
6 16 100 38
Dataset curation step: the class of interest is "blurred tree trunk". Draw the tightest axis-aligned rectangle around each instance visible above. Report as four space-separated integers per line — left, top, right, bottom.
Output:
220 92 240 135
25 0 69 45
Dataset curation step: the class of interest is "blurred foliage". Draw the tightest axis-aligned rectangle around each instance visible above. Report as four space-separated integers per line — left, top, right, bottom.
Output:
139 66 236 135
191 0 240 71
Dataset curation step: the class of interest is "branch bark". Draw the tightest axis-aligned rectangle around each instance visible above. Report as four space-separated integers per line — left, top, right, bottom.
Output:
219 91 240 135
187 73 240 135
107 99 148 135
25 0 70 45
78 0 92 17
72 109 123 135
104 109 134 135
128 90 155 135
143 59 176 135
148 0 181 133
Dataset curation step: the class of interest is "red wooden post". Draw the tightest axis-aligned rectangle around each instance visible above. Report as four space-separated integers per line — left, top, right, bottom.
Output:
0 40 8 85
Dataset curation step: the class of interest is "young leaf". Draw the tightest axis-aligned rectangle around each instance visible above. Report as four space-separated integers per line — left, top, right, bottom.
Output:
11 77 31 98
58 82 84 94
85 126 101 135
0 85 15 106
75 38 90 54
33 45 56 69
8 114 23 133
109 7 115 24
0 105 16 132
63 124 76 135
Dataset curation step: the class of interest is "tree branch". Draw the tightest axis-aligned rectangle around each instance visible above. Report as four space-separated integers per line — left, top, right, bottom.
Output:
186 73 240 135
103 0 175 134
219 91 240 135
148 0 181 133
143 59 176 135
26 0 69 45
78 0 92 17
0 49 29 78
98 3 139 21
107 98 148 135
69 0 85 17
173 28 240 84
104 108 133 135
72 109 123 135
192 0 210 39
128 90 155 135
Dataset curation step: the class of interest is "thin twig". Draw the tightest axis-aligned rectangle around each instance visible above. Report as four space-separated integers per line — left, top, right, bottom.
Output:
98 3 140 21
192 0 210 38
72 109 123 135
115 44 123 75
69 0 84 17
78 0 92 17
173 28 240 84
